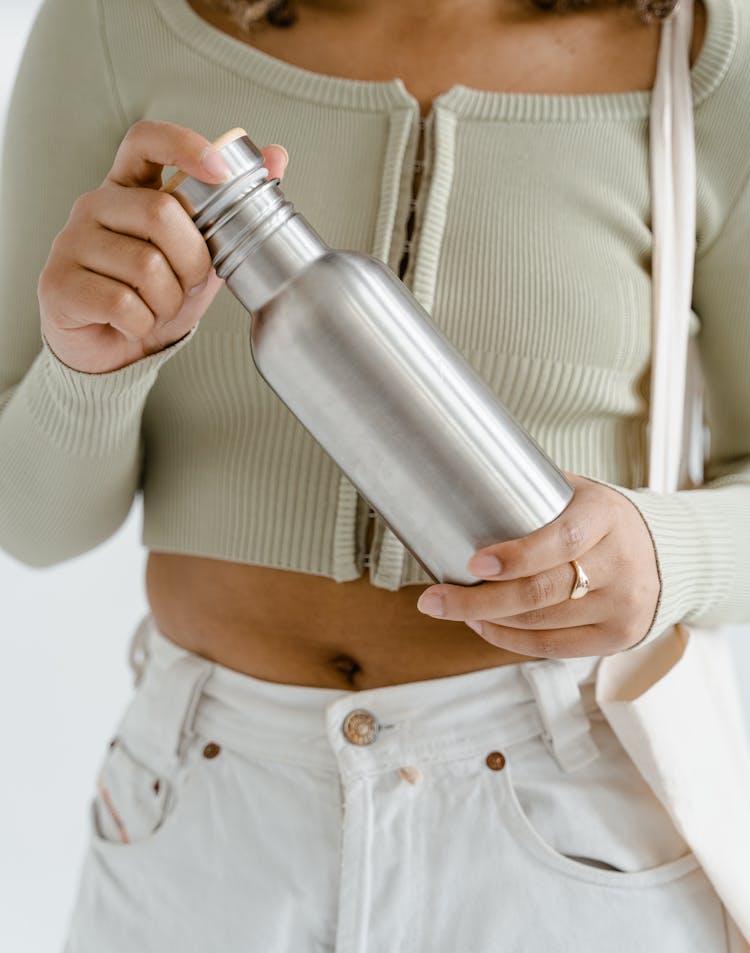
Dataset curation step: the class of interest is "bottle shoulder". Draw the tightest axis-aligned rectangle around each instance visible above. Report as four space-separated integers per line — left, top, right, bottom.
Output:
309 248 393 277
253 246 406 325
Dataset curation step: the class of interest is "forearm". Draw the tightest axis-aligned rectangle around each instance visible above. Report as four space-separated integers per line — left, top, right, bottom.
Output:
0 331 194 566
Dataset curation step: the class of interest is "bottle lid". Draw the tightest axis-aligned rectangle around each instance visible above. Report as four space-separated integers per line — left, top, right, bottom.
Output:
161 127 271 226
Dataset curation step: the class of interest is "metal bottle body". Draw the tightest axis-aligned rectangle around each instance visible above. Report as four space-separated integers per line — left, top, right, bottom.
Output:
170 134 574 586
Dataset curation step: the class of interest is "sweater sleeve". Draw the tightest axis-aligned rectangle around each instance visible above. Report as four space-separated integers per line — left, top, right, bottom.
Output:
0 0 197 568
611 169 750 649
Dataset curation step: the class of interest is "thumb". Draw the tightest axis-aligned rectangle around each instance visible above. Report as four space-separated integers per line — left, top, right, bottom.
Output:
261 143 289 181
108 120 232 190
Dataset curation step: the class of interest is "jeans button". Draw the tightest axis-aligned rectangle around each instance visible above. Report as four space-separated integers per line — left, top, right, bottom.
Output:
342 709 379 745
485 751 506 771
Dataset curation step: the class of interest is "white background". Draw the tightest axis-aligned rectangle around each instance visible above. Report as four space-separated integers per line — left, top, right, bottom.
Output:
1 4 749 952
1 6 151 953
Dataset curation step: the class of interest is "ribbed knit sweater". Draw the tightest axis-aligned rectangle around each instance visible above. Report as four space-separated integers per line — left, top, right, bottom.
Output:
1 0 749 648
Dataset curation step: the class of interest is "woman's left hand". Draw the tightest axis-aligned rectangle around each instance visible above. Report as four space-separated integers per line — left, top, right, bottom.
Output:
415 473 661 658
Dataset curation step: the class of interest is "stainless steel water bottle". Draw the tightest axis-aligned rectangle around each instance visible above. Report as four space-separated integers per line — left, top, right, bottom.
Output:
166 129 574 586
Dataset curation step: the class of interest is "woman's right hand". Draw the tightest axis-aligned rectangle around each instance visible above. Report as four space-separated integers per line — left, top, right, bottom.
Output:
38 120 289 374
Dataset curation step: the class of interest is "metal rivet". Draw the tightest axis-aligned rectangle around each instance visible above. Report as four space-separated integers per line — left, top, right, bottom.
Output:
485 751 506 771
202 741 221 759
342 709 379 745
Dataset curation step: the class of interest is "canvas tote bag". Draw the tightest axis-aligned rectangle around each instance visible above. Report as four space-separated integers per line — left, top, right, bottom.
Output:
594 0 750 944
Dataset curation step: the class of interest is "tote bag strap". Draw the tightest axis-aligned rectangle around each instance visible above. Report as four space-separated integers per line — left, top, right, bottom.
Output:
648 0 699 495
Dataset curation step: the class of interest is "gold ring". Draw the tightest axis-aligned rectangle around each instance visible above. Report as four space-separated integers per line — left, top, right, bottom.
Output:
569 559 590 600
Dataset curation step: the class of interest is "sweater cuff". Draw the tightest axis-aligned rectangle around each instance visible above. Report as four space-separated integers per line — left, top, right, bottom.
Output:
19 327 197 456
600 482 737 651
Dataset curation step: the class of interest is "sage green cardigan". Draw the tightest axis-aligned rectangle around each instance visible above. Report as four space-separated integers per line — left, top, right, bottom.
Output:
1 0 749 649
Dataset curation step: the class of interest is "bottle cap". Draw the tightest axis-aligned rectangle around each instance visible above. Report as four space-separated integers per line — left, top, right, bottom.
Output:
161 127 271 226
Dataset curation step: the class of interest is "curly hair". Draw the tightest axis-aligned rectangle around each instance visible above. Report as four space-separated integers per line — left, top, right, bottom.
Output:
212 0 679 31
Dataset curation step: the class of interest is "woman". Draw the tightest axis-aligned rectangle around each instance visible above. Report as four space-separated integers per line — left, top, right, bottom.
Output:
1 0 748 948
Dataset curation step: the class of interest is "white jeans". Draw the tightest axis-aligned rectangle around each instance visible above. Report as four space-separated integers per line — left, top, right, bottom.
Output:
63 613 732 952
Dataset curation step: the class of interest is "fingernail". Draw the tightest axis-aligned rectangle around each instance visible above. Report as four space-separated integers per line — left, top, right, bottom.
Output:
267 143 289 166
188 278 208 297
467 554 501 577
200 146 231 181
417 591 444 618
465 620 483 635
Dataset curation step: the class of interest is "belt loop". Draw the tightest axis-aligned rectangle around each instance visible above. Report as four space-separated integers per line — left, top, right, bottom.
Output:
519 658 601 772
121 614 214 763
127 613 152 687
151 655 214 761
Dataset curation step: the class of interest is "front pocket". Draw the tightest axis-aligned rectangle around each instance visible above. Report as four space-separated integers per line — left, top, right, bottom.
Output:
89 733 203 854
490 751 701 889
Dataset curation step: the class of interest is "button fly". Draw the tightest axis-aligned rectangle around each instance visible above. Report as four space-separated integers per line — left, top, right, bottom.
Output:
342 709 379 745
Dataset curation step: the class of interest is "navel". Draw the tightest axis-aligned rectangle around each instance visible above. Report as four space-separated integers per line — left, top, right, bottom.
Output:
330 653 363 686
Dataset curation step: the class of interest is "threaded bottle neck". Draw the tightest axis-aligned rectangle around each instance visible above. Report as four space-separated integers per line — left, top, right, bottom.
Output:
169 134 330 310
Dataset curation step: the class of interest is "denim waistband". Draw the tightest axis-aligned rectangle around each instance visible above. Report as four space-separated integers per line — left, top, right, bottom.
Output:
121 613 604 780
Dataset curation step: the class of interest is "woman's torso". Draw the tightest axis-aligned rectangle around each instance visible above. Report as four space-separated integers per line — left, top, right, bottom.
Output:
146 0 705 691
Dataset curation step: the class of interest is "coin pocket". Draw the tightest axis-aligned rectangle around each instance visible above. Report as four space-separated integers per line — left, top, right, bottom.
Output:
91 737 172 846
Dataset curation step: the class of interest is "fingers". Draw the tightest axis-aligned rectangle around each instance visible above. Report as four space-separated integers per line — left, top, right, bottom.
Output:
470 621 611 660
415 474 660 660
261 144 289 182
416 559 592 622
78 124 290 302
484 591 602 629
38 122 291 373
73 225 185 324
107 120 231 189
46 186 211 339
49 266 157 342
80 186 213 295
465 474 612 582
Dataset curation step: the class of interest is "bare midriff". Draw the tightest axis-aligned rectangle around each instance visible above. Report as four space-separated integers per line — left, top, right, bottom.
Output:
148 0 705 691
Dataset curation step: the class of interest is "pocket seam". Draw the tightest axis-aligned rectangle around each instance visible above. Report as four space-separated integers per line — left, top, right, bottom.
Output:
89 732 204 855
490 755 701 890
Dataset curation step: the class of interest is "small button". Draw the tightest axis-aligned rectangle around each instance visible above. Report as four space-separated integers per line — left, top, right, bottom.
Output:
202 741 221 759
399 766 423 785
485 751 506 771
342 709 379 745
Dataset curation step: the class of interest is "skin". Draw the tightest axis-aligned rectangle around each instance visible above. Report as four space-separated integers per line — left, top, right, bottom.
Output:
417 472 660 658
39 122 289 374
38 0 704 686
